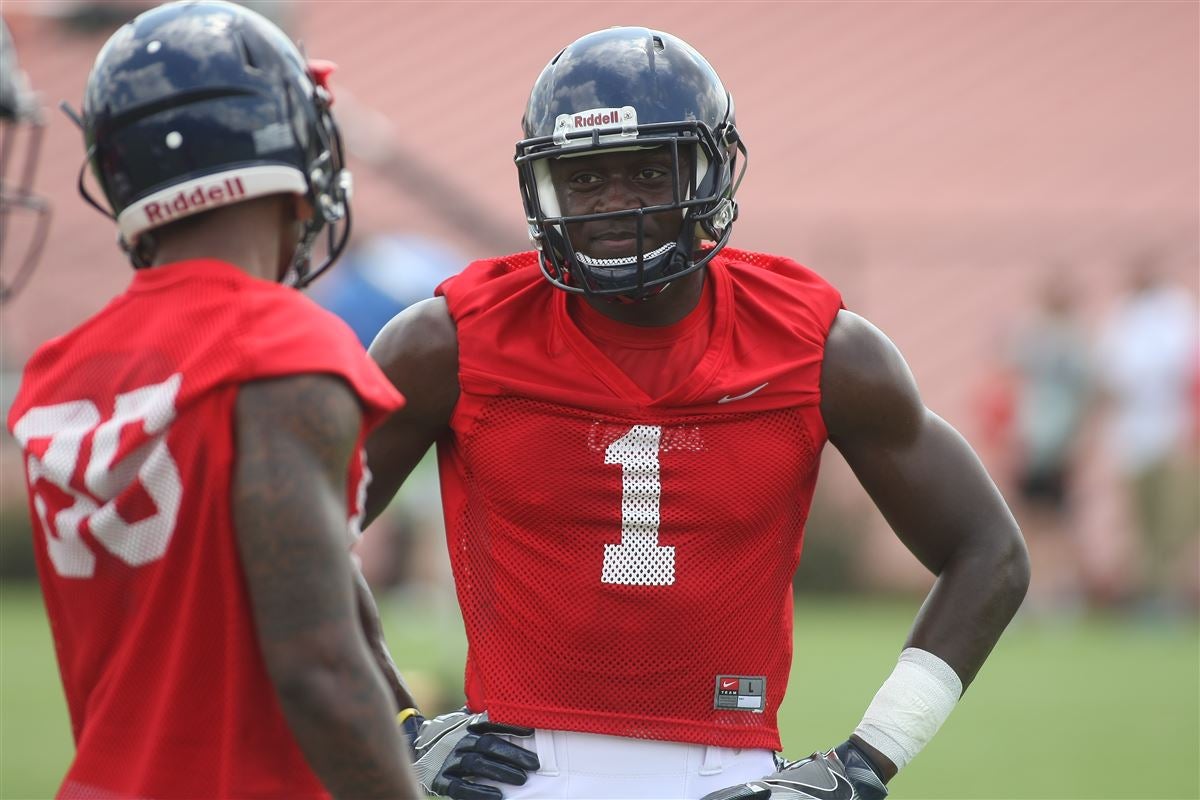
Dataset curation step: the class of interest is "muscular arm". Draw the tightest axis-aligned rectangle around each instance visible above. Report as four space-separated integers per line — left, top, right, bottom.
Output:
363 296 459 526
353 562 419 710
820 310 1030 777
234 374 419 799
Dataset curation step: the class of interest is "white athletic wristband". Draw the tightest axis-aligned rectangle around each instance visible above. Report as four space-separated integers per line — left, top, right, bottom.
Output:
853 647 963 773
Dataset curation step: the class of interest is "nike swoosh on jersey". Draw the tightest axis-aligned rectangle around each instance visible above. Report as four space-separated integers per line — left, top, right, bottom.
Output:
717 382 769 404
721 679 738 688
767 771 853 800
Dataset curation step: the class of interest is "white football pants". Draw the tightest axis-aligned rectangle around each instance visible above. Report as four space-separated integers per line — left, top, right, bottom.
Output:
475 728 776 799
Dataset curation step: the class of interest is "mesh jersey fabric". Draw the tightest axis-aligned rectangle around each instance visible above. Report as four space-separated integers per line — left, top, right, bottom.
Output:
435 248 843 750
567 274 716 399
7 260 403 800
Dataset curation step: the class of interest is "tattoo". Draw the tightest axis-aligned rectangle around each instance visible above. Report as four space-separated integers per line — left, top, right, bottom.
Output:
235 374 360 637
234 374 419 797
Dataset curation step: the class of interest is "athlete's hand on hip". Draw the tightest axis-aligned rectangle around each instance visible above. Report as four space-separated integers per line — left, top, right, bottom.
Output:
698 745 887 800
829 739 888 800
402 708 540 800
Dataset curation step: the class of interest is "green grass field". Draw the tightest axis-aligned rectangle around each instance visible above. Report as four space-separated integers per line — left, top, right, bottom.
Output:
2 582 1196 799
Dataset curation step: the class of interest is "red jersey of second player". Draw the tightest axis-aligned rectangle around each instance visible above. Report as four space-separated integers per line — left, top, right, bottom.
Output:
436 248 842 750
7 260 403 799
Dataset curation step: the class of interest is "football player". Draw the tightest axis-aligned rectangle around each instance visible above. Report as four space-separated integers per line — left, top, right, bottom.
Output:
364 27 1029 799
7 2 421 797
0 18 51 303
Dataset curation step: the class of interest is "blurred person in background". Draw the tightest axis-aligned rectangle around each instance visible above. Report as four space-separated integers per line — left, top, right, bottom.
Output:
5 3 422 797
1007 275 1093 613
364 26 1029 800
0 17 51 304
1097 254 1200 615
311 233 464 349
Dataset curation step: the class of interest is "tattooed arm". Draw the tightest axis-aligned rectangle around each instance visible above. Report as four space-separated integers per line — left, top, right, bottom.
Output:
234 374 419 799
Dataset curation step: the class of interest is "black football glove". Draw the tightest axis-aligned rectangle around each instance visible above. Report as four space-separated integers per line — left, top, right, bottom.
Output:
698 745 888 800
831 739 888 800
402 708 540 800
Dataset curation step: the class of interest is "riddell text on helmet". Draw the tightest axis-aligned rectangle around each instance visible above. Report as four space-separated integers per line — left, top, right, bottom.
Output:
574 110 622 127
143 177 247 225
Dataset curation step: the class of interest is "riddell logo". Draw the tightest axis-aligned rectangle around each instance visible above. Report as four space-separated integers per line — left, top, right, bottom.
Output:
574 109 621 128
144 177 247 224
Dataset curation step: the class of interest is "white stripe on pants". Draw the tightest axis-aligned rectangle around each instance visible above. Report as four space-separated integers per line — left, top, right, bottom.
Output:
475 728 776 799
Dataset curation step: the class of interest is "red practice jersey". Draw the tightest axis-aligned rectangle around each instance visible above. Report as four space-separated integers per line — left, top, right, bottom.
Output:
436 248 842 750
7 260 403 799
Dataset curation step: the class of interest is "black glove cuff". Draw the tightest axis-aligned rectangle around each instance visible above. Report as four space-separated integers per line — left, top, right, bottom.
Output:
398 708 425 751
833 739 889 800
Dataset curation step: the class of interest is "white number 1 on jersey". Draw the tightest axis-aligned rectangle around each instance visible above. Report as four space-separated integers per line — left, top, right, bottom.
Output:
602 424 675 586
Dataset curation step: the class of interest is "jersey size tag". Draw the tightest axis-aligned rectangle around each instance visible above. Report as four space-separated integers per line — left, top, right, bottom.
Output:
714 675 766 712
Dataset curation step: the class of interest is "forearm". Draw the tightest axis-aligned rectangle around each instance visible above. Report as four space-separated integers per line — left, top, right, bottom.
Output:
905 525 1030 689
353 563 419 710
839 412 1029 686
845 527 1028 782
362 465 406 528
272 650 418 799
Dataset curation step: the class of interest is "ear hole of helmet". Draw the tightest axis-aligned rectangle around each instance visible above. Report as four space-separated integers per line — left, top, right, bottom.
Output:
237 32 259 70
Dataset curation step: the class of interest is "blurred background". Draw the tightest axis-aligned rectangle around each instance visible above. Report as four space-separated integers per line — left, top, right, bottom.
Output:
1 1 1197 798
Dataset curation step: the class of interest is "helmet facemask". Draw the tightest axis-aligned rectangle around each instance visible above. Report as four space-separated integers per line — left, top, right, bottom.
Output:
0 21 50 304
515 27 748 301
283 78 352 288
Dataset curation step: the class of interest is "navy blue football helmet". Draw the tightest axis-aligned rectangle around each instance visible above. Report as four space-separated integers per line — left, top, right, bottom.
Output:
515 27 747 298
67 0 351 286
1 18 50 304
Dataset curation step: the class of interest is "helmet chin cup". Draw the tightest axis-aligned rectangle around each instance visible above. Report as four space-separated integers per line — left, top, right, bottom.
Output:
572 242 679 297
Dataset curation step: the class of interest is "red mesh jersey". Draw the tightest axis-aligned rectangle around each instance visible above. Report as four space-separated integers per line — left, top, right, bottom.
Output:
568 274 716 398
7 260 403 800
436 248 842 750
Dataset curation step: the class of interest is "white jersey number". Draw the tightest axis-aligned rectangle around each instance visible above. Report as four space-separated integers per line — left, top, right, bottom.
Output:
602 424 675 586
12 374 184 578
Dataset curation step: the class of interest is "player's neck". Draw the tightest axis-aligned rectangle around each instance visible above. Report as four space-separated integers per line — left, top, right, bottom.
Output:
151 200 290 283
579 268 707 328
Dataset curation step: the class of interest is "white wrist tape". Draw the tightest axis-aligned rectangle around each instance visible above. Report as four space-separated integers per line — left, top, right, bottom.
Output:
853 647 963 772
